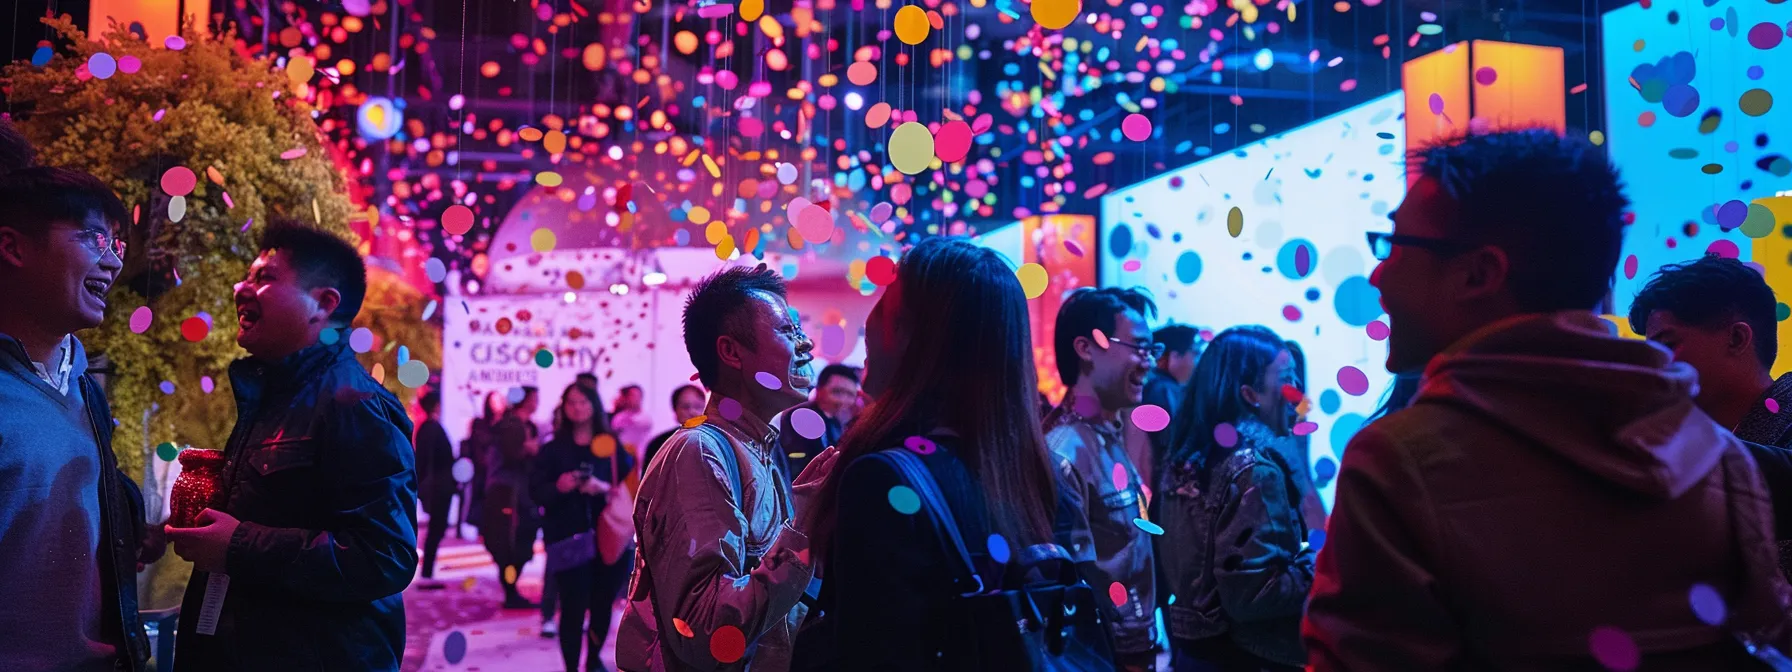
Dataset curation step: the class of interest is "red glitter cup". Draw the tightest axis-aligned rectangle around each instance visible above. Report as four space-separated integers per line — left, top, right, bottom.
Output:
169 449 227 528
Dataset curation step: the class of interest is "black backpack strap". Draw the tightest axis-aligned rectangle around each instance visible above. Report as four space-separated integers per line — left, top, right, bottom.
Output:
877 449 985 596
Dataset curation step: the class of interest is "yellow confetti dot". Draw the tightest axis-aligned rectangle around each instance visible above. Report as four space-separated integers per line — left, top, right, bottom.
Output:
1031 0 1081 29
1017 263 1048 299
1588 130 1605 146
591 434 618 458
895 6 931 45
742 0 766 21
286 56 314 85
535 171 564 187
531 228 558 252
504 565 518 583
715 234 737 260
1227 206 1244 238
702 154 722 179
889 122 936 175
683 415 708 428
705 220 729 244
689 206 712 225
462 577 477 591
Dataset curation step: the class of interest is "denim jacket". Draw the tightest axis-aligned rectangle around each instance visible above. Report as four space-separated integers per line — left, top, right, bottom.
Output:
1159 418 1315 667
1044 398 1159 655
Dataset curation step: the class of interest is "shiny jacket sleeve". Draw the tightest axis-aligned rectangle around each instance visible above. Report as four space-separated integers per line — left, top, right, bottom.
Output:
638 432 814 669
226 398 420 602
1045 426 1100 574
1213 457 1316 622
1302 426 1462 670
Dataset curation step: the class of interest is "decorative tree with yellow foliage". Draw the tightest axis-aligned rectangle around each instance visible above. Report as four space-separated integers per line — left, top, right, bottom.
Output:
5 16 438 608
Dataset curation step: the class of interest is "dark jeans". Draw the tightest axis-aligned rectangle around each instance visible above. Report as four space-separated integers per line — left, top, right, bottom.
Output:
542 571 559 622
421 493 452 578
1170 637 1300 672
555 548 635 671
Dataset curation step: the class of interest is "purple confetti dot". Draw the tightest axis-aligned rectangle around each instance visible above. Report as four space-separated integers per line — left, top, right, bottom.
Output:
1717 200 1751 228
164 35 187 50
201 376 215 394
904 436 938 455
1748 22 1784 50
1428 93 1445 115
1689 583 1727 625
790 407 826 439
1283 305 1303 322
1338 366 1370 396
1710 17 1725 31
1214 423 1238 448
1588 626 1640 671
1293 421 1319 436
159 381 175 395
754 371 784 390
718 397 743 421
1768 398 1782 414
1366 320 1390 341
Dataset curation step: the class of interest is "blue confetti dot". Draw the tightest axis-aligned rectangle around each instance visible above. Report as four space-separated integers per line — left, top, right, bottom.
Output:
444 631 468 664
159 381 175 395
1175 251 1203 284
675 229 691 246
1333 276 1384 327
319 328 341 345
1330 414 1367 460
1689 583 1727 625
1314 457 1338 483
31 46 53 68
987 534 1011 564
1133 518 1164 535
1748 66 1764 80
1110 224 1134 258
1305 288 1322 302
888 486 921 514
1319 389 1341 415
1308 529 1328 551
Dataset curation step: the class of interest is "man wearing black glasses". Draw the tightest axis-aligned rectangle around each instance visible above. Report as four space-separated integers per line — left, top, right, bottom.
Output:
1046 286 1162 671
1306 130 1792 669
0 167 159 671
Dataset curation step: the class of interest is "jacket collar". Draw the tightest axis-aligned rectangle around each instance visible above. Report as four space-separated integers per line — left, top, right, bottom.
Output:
229 341 353 404
0 332 89 394
706 396 780 454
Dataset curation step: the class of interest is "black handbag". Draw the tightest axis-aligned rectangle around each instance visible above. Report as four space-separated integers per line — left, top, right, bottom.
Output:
881 448 1118 672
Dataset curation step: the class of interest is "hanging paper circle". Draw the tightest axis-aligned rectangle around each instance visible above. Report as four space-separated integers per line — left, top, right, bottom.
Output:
357 97 403 140
1121 113 1153 141
130 306 154 334
889 122 935 175
442 204 475 235
934 120 973 163
796 205 837 244
1032 0 1082 29
847 61 878 86
866 102 893 129
161 166 197 197
895 6 932 45
88 53 118 79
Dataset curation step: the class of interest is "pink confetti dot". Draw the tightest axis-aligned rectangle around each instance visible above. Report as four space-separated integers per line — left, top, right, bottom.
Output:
161 166 197 197
1121 113 1153 142
903 436 938 455
201 376 215 394
1706 239 1741 259
1366 320 1390 341
1474 67 1498 86
754 371 784 390
1214 423 1238 448
1588 626 1639 671
718 397 743 420
1111 463 1129 491
1131 404 1171 432
1092 328 1110 349
118 55 142 74
442 205 475 235
1623 255 1639 280
279 147 308 160
934 120 973 163
129 306 154 334
164 35 187 50
697 3 735 18
1282 305 1303 321
1293 421 1319 436
1108 582 1128 608
1768 398 1782 414
1428 93 1445 115
1337 366 1370 396
794 205 836 245
1122 259 1142 272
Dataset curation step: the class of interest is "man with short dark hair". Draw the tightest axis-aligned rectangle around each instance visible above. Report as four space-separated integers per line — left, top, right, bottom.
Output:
1142 324 1199 473
1047 286 1161 671
619 264 824 672
611 383 652 453
778 363 860 478
416 389 455 579
0 167 157 672
1305 130 1792 669
1630 255 1792 580
644 384 708 471
168 223 417 671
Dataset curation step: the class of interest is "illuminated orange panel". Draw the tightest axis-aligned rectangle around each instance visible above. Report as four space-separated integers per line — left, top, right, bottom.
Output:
89 0 182 44
1021 214 1097 404
1403 42 1472 185
1470 40 1566 135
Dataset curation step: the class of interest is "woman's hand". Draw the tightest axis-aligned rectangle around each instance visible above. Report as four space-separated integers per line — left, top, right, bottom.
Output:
557 471 581 493
792 445 841 516
578 477 612 496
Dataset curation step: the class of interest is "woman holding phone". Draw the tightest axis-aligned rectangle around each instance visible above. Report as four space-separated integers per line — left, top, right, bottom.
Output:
531 384 636 671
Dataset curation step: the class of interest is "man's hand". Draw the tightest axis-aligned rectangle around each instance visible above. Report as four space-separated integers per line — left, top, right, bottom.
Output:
166 508 241 573
578 477 611 496
791 445 841 518
137 523 168 572
557 471 582 493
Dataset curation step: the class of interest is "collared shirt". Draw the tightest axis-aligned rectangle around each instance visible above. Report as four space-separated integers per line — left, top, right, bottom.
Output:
1044 395 1159 655
25 335 76 396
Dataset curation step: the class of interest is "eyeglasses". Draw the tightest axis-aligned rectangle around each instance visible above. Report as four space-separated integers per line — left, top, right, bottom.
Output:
1365 231 1475 261
1109 339 1166 360
77 228 127 261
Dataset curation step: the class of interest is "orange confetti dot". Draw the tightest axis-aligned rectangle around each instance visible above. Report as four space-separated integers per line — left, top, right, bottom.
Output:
673 618 696 638
847 61 878 86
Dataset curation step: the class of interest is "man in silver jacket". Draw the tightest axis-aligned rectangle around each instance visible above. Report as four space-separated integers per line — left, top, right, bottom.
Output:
619 264 826 671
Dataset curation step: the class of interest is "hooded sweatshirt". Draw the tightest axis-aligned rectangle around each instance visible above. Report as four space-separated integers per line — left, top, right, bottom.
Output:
1303 312 1792 671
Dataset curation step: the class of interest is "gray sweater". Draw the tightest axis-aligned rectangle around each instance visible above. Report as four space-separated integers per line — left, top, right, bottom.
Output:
0 334 115 671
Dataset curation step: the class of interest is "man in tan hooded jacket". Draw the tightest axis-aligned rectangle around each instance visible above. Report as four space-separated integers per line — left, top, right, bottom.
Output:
1304 130 1792 670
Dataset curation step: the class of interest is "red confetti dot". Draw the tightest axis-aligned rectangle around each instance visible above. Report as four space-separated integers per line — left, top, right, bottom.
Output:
180 316 209 342
442 204 475 235
866 255 898 286
161 167 197 197
1108 582 1128 607
709 625 747 664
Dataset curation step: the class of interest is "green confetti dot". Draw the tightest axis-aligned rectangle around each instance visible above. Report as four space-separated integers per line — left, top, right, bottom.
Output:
156 442 180 462
887 485 920 514
1778 302 1790 322
1742 203 1777 239
534 348 555 368
319 328 340 345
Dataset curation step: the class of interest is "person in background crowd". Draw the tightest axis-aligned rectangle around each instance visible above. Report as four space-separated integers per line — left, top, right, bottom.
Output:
1047 286 1162 671
485 386 543 610
168 223 417 671
1 116 37 171
532 383 636 672
416 389 455 580
1277 339 1326 532
0 167 158 671
577 372 599 394
643 384 707 471
779 364 861 478
1159 326 1314 672
1629 255 1792 581
1143 324 1200 468
798 237 1072 668
1305 130 1792 669
611 384 652 454
618 265 826 672
463 391 506 531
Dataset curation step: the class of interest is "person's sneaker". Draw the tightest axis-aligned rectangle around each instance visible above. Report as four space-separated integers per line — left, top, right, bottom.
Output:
540 619 558 638
502 596 539 610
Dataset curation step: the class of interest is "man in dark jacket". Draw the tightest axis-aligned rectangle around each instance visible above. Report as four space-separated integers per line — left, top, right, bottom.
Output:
1629 255 1792 578
778 363 859 478
416 389 456 579
0 167 159 671
167 223 418 671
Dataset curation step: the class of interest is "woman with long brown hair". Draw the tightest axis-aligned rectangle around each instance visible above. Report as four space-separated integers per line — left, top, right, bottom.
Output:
797 236 1076 669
